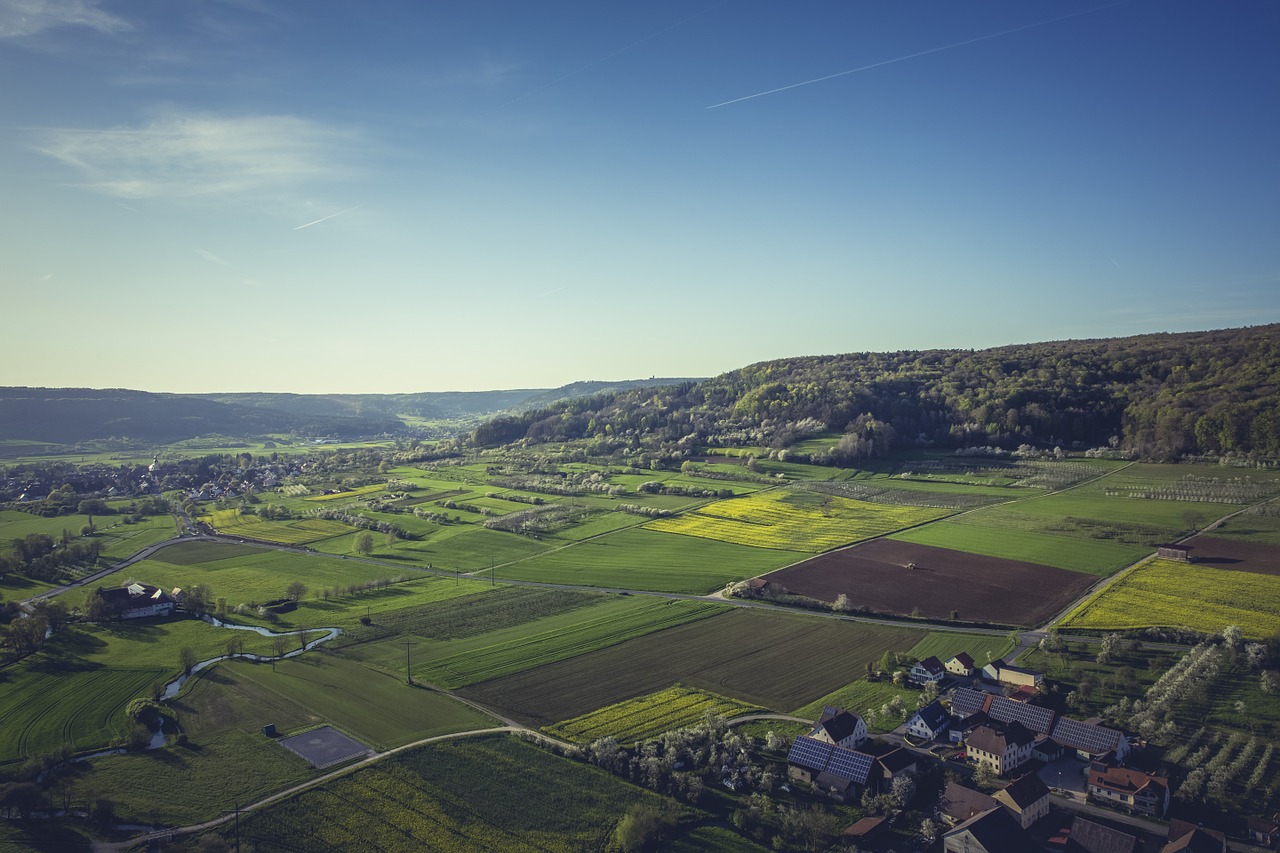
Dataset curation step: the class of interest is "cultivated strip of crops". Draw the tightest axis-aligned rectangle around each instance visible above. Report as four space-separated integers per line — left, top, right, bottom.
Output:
645 489 947 551
239 735 662 852
420 599 725 688
1061 558 1280 639
303 483 389 502
546 686 761 744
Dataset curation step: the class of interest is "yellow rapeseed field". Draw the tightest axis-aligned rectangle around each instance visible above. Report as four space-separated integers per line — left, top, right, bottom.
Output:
645 489 947 552
1062 558 1280 639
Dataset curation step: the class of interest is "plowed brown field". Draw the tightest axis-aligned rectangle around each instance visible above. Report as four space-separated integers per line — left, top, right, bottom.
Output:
1185 536 1280 575
768 538 1095 627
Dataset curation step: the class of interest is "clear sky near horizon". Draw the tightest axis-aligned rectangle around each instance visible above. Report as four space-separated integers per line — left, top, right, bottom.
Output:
1 1 1277 394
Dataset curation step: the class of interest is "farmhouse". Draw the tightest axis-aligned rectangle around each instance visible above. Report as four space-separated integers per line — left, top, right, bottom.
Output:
785 735 874 802
946 651 977 677
966 721 1036 776
871 746 918 783
809 707 867 749
982 660 1044 689
95 582 175 620
905 700 951 741
1086 763 1170 817
992 772 1051 829
939 782 998 827
942 807 1038 853
910 655 946 686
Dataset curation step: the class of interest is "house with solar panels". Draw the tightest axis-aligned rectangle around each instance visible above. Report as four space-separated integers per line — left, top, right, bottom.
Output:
948 687 1131 765
785 707 876 801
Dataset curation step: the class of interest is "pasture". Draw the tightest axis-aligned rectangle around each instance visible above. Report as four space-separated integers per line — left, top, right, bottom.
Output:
201 509 357 545
176 654 494 750
546 686 762 744
904 631 1014 668
645 489 948 552
0 666 164 764
497 527 798 594
889 518 1147 576
459 610 923 727
77 729 312 826
769 539 1095 627
792 679 918 734
0 508 177 563
234 734 669 852
1210 510 1280 545
1060 557 1280 639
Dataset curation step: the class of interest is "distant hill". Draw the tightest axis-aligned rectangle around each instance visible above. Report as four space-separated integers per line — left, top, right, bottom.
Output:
467 325 1280 461
0 379 701 445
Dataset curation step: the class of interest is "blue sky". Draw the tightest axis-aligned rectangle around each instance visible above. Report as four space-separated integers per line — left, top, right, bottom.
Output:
2 0 1277 393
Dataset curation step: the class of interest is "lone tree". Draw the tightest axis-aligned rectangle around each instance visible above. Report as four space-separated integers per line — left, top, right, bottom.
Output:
179 647 197 674
285 581 307 602
354 532 374 557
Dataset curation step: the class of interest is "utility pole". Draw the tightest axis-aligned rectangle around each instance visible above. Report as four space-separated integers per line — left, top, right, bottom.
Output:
491 555 495 587
403 639 415 684
234 800 240 853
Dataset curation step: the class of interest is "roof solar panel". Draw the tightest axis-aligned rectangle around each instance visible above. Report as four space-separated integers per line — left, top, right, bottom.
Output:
787 736 833 770
950 688 986 718
827 747 873 784
1051 717 1122 754
989 698 1054 734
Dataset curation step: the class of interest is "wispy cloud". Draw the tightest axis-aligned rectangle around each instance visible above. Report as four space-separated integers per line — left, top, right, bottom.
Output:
32 113 360 200
0 0 130 38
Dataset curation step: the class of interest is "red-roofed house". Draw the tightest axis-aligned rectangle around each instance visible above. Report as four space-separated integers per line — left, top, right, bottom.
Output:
1087 763 1170 818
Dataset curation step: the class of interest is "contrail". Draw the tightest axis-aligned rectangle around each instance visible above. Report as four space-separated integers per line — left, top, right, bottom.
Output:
294 206 359 231
706 1 1132 109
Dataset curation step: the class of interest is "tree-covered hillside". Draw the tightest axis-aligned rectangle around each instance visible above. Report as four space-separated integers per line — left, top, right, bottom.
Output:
470 325 1280 461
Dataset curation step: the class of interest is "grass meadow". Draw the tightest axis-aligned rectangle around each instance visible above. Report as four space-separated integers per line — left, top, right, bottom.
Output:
889 518 1147 576
176 654 495 750
496 527 799 594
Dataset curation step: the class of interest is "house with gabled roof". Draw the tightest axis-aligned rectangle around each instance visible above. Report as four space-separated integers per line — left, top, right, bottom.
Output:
911 655 946 686
966 721 1036 776
1162 820 1226 853
1248 812 1279 849
1058 815 1138 853
942 807 1038 853
809 706 867 749
786 735 875 802
1087 763 1169 817
906 699 951 741
939 782 998 828
992 772 1050 829
95 582 175 620
947 652 977 677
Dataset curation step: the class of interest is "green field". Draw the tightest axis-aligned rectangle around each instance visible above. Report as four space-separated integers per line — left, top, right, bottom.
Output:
497 527 799 594
546 686 762 744
791 679 919 733
461 610 923 727
890 518 1148 576
646 489 948 552
346 597 726 689
202 509 358 545
904 631 1015 667
175 654 495 749
77 729 313 826
1061 558 1280 638
0 508 177 563
233 734 670 852
1210 511 1280 544
0 666 164 764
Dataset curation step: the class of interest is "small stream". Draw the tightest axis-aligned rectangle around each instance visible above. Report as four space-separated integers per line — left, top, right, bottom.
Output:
159 615 342 700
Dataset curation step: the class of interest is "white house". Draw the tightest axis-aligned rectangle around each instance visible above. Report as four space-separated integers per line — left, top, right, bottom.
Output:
905 700 951 741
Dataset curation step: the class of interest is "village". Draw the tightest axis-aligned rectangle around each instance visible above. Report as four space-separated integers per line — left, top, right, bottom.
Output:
784 648 1278 852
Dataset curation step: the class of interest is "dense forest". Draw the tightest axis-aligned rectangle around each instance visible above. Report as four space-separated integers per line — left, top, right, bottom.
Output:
469 325 1280 461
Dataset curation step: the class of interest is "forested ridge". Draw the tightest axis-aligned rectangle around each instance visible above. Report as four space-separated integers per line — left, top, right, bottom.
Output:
471 325 1280 461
